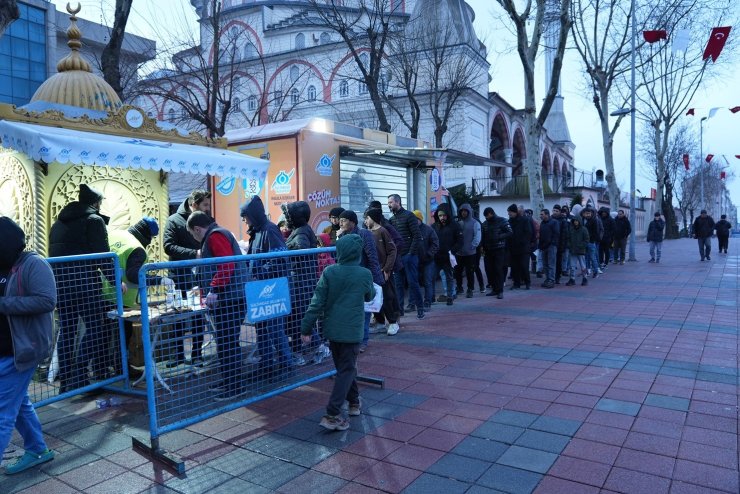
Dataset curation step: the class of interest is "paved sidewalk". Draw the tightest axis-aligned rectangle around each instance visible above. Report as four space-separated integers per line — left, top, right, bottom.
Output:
3 238 738 493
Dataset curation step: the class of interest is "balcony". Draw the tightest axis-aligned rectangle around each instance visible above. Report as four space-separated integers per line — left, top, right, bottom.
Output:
472 170 596 197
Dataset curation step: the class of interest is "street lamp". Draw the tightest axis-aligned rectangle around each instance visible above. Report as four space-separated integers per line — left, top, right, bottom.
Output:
699 116 707 210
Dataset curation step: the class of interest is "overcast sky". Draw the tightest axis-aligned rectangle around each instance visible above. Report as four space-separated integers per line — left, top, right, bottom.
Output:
54 0 740 210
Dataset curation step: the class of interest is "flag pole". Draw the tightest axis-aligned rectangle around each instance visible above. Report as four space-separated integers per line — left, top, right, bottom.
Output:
628 0 637 262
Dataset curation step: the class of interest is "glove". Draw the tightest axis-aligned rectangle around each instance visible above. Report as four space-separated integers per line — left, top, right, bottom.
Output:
161 277 175 289
205 292 219 308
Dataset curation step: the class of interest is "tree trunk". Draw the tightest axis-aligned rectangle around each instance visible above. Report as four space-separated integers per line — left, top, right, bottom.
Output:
101 0 133 99
0 0 19 38
524 112 546 214
663 183 678 238
599 87 620 210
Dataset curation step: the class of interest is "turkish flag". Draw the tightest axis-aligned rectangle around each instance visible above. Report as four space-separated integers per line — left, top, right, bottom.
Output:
731 106 740 113
706 154 714 163
703 27 732 62
683 154 690 170
643 30 668 43
736 155 740 159
720 171 726 180
686 108 695 116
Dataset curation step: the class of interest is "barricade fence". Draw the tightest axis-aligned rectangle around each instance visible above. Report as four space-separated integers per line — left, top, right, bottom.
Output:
137 247 338 460
31 253 127 406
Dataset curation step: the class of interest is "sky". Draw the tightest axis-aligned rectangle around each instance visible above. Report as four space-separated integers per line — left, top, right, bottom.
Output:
52 0 740 210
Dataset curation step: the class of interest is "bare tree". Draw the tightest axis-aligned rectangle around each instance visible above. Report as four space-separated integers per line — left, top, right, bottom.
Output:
101 0 133 98
307 0 406 133
635 0 735 237
494 0 572 214
0 0 18 37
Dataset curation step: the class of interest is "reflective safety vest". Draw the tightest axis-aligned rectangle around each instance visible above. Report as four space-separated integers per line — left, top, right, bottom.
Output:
102 230 145 307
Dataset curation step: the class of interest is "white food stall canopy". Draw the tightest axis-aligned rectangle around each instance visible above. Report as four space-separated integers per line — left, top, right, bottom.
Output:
0 120 269 178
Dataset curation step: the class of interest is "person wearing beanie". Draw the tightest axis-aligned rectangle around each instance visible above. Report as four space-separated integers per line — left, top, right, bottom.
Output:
612 210 632 264
647 212 665 263
388 194 424 318
322 207 345 245
338 207 384 349
0 217 56 474
714 214 732 254
412 210 439 309
692 209 715 261
364 208 401 337
506 203 532 290
49 184 122 392
481 207 512 298
162 189 211 368
239 195 294 382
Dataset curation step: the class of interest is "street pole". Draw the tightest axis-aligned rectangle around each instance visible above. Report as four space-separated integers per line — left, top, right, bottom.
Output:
627 0 637 262
699 117 706 210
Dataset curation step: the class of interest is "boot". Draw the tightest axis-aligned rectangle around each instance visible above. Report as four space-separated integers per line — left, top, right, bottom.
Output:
581 277 588 286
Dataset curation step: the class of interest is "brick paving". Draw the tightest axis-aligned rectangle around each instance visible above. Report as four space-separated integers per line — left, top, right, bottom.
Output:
2 237 738 493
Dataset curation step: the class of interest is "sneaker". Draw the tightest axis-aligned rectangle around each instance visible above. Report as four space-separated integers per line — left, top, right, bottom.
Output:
510 284 521 290
446 298 453 306
208 381 226 393
320 414 350 431
348 401 362 416
706 256 711 260
405 303 416 311
466 290 473 298
189 357 205 367
214 387 247 402
368 323 384 334
486 291 496 297
293 355 307 366
620 260 625 265
416 309 425 320
359 343 367 353
565 279 575 286
496 293 503 299
436 295 448 303
597 269 604 274
4 449 54 474
648 258 655 263
581 277 588 286
314 344 331 363
165 358 185 368
424 302 432 310
480 288 486 294
387 323 400 335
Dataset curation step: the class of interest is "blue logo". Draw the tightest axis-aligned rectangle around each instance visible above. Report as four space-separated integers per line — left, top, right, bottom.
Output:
430 168 441 192
216 177 236 195
315 153 335 176
245 277 291 323
271 169 295 194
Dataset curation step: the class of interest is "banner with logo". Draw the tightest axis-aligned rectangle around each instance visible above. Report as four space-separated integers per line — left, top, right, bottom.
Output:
245 277 292 323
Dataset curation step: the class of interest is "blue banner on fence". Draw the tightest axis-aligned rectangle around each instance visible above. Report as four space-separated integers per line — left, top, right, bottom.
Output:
245 276 291 323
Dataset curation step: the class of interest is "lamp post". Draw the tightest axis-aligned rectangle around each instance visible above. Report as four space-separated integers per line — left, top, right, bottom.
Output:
699 116 707 210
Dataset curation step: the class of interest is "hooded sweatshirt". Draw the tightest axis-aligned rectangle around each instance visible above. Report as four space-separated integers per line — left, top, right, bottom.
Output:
241 196 288 279
432 204 462 262
457 204 481 256
282 201 318 250
300 234 375 343
0 217 56 370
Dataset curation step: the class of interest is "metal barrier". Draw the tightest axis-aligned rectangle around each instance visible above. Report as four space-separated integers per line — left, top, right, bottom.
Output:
30 253 127 406
134 247 343 472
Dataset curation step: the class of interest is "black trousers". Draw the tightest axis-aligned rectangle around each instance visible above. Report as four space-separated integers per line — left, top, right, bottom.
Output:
484 250 506 294
509 251 530 287
327 341 360 416
454 254 477 291
718 235 729 252
375 279 400 325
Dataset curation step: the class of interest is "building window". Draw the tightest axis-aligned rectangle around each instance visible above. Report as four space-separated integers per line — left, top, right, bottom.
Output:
295 33 305 49
230 26 239 38
339 80 349 98
273 90 283 106
247 95 257 111
320 32 330 44
290 65 299 83
244 43 257 59
379 72 389 93
168 108 176 123
358 81 368 95
180 108 187 119
147 111 154 118
0 2 47 106
233 76 240 89
290 88 299 105
307 85 316 101
233 97 240 111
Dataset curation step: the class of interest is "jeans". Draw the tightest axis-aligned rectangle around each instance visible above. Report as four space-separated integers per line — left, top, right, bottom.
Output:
542 245 557 282
327 342 360 416
561 248 570 275
421 262 436 305
698 237 711 259
0 357 47 457
586 243 599 272
210 297 247 391
395 254 423 308
569 254 587 277
437 259 455 298
362 311 372 345
649 241 662 261
536 250 543 273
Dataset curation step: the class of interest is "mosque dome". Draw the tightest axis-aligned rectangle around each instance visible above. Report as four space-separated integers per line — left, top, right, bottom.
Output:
30 4 122 112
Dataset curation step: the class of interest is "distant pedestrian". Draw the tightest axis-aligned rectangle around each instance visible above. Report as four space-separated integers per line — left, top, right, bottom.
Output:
598 207 615 268
714 214 732 254
301 234 375 431
693 210 715 261
0 217 56 474
552 205 569 284
565 217 590 286
613 210 631 264
387 194 424 318
538 209 560 288
506 204 532 290
364 208 400 336
432 204 462 304
454 203 481 298
413 210 439 310
482 207 512 298
647 212 665 263
580 206 603 277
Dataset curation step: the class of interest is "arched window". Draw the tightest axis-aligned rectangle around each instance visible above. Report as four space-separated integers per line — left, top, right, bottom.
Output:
339 80 349 98
290 88 299 105
295 33 305 49
358 81 368 95
290 65 299 83
307 85 317 101
233 97 240 111
247 95 257 111
320 32 330 44
146 111 153 118
273 90 283 106
167 108 175 123
230 26 239 37
244 43 257 59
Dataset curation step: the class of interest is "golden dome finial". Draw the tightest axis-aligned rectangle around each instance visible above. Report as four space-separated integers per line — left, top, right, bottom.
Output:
56 2 91 73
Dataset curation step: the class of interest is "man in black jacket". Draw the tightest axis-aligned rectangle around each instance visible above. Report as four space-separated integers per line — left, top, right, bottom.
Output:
693 210 715 261
598 207 615 268
162 189 210 367
647 212 665 263
432 205 462 305
552 205 569 284
714 214 732 254
507 204 533 290
538 209 560 288
581 207 603 277
482 208 512 298
388 194 424 319
612 210 631 264
413 210 439 309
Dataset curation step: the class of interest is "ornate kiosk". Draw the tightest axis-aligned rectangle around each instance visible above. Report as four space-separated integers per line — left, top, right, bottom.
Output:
0 5 268 259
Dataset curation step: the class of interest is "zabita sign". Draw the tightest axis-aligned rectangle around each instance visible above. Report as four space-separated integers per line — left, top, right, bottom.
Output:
245 277 292 323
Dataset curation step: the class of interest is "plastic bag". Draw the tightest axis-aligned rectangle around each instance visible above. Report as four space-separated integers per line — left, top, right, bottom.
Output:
364 283 383 313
